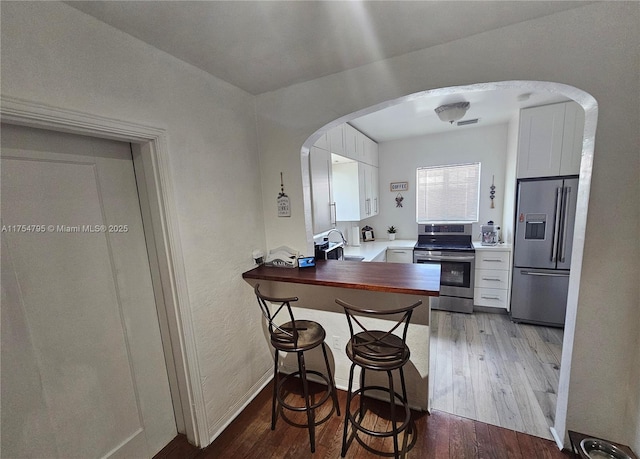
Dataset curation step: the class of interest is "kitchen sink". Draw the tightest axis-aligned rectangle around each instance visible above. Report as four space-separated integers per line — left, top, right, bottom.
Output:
343 256 365 262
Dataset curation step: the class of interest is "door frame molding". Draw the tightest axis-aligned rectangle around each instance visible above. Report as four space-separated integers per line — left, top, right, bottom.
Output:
0 95 207 447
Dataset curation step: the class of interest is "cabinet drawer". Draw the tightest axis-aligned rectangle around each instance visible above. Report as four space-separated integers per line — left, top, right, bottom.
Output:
474 287 508 309
475 269 509 288
386 249 413 264
475 251 510 269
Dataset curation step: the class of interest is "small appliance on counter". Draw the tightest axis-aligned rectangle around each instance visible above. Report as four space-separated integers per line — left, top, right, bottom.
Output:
314 240 344 260
361 226 375 242
480 221 500 246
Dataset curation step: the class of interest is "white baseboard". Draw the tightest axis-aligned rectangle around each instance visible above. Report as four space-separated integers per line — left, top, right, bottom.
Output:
206 370 273 446
550 426 565 450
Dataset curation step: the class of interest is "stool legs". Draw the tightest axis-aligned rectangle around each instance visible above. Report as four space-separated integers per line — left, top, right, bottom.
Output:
271 345 340 454
271 351 279 430
341 363 356 457
296 351 316 453
321 343 341 416
359 368 366 418
341 365 411 459
387 371 400 459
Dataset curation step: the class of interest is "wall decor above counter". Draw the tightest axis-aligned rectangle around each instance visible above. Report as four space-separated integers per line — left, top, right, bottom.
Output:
390 181 408 191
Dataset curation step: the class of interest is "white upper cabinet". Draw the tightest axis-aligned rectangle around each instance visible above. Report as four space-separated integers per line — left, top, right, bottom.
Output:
516 101 584 178
344 124 378 166
309 146 334 233
328 124 345 157
311 122 379 226
332 160 379 221
362 135 379 167
559 101 585 176
343 124 359 161
332 159 359 221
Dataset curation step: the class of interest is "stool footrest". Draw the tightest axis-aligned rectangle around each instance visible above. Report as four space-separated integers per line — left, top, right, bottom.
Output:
276 370 333 413
346 385 411 437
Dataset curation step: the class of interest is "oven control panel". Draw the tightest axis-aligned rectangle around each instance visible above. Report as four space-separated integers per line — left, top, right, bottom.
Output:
419 223 472 236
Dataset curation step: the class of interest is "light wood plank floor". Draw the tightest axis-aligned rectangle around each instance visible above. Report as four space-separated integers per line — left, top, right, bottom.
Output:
429 310 564 440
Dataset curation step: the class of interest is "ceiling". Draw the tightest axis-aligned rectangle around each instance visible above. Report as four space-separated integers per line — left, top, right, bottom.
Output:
66 1 586 141
350 87 568 142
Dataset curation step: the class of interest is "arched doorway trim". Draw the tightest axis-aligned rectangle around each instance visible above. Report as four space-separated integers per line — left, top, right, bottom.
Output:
300 80 598 449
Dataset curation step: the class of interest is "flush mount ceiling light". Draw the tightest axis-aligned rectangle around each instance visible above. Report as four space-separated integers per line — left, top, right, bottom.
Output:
434 102 471 124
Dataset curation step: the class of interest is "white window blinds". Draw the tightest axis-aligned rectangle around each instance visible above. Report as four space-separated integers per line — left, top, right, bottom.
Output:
416 163 480 223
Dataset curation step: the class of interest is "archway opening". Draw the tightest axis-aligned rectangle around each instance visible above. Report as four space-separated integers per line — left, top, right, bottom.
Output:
300 80 597 446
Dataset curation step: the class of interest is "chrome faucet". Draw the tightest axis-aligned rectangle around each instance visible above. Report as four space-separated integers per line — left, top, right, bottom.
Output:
326 228 347 245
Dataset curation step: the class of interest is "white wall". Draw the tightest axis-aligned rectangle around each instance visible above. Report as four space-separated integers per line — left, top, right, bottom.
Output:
3 1 638 452
1 1 272 445
364 124 508 241
256 2 639 450
501 115 521 244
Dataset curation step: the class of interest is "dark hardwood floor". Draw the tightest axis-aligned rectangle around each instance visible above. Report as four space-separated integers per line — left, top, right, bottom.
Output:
154 379 572 459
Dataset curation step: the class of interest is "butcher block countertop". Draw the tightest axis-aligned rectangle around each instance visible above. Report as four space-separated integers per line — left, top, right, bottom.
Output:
242 259 440 296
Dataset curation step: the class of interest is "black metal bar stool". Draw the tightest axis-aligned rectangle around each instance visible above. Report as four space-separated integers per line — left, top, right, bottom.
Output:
336 297 422 459
254 284 340 453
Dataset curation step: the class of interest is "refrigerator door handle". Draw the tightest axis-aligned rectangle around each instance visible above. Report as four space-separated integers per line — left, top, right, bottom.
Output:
550 187 562 262
520 270 570 277
559 186 571 263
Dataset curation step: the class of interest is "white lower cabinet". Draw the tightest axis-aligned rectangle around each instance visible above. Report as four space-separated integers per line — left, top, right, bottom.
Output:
371 250 387 262
386 248 413 264
474 247 512 310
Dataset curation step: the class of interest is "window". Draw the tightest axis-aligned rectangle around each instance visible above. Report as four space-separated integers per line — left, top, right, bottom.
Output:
416 162 480 223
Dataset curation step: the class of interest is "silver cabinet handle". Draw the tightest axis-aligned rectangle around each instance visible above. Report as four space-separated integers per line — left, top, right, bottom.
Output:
481 295 501 300
330 202 337 225
520 270 570 277
559 186 571 263
481 277 502 281
551 187 562 262
416 255 475 261
482 258 503 262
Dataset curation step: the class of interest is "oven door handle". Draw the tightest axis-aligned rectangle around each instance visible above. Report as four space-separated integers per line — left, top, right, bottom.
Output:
415 255 475 262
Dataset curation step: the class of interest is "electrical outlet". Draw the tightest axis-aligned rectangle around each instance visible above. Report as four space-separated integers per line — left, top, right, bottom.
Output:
332 336 341 350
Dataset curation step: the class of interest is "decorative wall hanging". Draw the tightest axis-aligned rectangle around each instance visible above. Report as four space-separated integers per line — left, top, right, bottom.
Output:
490 175 496 209
390 181 408 192
395 193 404 207
277 172 291 217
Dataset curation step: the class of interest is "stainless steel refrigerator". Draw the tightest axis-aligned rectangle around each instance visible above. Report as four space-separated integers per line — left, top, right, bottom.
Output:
511 177 578 327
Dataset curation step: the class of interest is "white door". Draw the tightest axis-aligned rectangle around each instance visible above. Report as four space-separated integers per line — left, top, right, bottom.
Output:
1 124 177 458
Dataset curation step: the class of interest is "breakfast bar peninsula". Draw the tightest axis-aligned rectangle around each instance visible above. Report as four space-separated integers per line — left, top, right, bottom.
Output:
242 260 440 410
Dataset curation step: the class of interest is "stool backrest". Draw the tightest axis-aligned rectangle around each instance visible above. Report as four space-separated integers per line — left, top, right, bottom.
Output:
254 283 300 346
335 298 422 362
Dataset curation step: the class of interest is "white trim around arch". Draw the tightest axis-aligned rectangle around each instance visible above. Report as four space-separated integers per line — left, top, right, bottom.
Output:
0 95 209 448
300 81 599 449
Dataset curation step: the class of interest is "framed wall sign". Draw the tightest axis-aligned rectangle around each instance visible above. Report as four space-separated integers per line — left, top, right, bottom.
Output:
390 181 408 192
277 172 291 217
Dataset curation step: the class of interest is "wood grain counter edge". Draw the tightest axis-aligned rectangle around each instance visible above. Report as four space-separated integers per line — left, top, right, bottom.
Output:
242 259 440 297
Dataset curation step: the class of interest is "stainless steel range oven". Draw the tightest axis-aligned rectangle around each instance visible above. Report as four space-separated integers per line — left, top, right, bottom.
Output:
413 224 475 313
